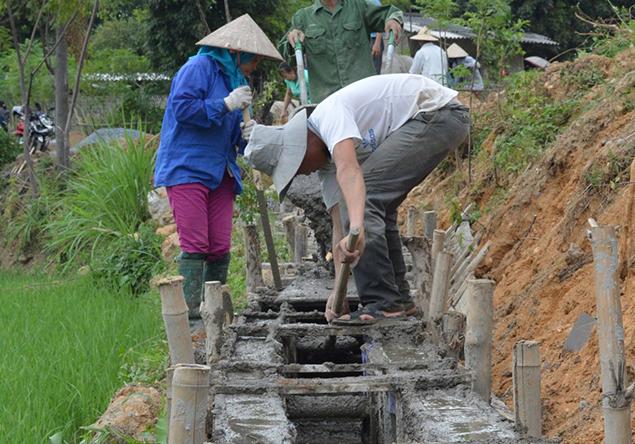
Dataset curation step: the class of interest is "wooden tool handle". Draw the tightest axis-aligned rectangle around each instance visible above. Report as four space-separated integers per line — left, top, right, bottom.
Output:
332 226 361 317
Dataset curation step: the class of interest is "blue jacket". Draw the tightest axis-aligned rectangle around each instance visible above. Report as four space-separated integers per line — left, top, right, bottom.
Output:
154 56 245 194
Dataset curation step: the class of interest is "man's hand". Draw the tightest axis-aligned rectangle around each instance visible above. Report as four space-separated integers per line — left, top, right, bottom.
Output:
240 119 257 141
224 86 252 112
385 19 402 42
288 29 305 46
337 228 365 266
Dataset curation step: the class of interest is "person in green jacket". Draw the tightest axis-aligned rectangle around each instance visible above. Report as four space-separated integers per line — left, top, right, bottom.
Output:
280 0 403 103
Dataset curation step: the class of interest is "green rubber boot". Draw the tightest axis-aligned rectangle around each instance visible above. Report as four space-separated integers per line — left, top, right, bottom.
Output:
203 253 231 284
203 253 234 323
177 252 206 319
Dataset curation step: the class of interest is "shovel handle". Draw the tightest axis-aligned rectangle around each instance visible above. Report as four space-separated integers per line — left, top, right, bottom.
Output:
332 226 361 317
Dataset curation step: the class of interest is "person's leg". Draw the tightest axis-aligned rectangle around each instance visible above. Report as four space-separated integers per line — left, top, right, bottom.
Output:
204 173 236 285
167 183 211 318
385 208 410 303
341 105 470 314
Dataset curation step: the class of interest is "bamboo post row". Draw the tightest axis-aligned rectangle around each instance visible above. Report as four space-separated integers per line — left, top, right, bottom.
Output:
201 281 226 364
168 363 210 444
590 225 631 444
464 279 494 403
158 277 195 365
513 340 542 438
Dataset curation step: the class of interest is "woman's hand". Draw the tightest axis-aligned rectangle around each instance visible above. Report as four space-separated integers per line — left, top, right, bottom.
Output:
240 119 257 141
224 86 252 112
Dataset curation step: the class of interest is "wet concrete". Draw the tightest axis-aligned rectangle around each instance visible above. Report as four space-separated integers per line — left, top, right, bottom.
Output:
213 394 295 444
207 261 548 444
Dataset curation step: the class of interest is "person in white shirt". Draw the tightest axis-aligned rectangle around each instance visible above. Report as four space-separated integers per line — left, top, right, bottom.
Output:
244 74 469 324
409 27 449 85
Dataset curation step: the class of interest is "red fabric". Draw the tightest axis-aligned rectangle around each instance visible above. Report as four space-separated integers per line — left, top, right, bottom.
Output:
167 174 235 260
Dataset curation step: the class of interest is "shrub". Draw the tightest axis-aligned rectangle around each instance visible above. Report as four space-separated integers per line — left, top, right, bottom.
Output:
0 128 20 168
45 132 156 267
107 88 165 134
491 71 579 174
91 223 165 296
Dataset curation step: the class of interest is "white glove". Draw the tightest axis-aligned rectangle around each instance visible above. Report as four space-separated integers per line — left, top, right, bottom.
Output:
240 119 257 141
224 86 252 112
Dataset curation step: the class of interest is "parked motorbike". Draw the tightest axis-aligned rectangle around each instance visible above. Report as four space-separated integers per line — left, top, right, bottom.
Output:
11 105 55 151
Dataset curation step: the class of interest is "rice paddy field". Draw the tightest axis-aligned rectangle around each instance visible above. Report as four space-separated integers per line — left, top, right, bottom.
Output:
0 272 165 443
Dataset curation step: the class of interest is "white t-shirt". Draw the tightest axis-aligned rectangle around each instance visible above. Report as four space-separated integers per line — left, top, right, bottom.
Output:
309 73 458 209
409 43 449 85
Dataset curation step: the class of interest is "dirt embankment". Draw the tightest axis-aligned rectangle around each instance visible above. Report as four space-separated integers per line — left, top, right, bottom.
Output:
404 47 635 443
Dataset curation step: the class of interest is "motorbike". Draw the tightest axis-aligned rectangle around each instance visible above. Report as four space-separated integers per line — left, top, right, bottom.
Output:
12 105 55 151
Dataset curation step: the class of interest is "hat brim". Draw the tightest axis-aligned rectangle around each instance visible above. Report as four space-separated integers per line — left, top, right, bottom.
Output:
272 110 308 201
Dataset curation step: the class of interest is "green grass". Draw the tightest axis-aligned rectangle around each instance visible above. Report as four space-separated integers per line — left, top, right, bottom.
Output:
0 272 165 444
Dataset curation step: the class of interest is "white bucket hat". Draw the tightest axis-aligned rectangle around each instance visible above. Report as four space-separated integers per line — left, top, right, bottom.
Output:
244 109 308 200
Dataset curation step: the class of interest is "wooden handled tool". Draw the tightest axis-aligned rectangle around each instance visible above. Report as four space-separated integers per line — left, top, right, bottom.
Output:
242 108 283 290
332 227 361 317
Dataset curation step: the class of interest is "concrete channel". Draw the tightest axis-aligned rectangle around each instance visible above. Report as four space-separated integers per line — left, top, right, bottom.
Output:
196 262 552 444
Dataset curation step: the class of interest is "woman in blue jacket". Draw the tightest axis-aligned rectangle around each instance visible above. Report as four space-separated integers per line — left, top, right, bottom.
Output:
154 15 283 318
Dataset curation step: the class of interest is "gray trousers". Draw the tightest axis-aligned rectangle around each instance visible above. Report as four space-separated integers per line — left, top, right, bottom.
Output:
339 103 470 310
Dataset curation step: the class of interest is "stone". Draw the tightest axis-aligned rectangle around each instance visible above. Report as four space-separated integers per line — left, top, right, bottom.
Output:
161 232 180 260
563 312 596 353
156 223 177 238
93 385 161 441
147 187 174 227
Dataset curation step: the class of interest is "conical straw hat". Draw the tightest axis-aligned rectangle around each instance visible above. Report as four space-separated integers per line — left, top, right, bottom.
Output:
409 26 438 42
447 43 468 58
196 14 283 61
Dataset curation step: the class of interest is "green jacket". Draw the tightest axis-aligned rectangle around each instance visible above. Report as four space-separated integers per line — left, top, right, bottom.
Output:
279 0 403 102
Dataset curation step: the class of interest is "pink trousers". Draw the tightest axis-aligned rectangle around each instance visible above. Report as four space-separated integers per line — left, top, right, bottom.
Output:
166 175 235 260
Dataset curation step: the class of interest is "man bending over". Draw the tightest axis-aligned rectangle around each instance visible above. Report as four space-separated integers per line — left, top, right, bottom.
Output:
244 74 469 324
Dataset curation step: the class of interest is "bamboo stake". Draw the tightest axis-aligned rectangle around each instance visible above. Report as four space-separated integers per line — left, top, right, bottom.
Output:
158 277 195 365
201 281 225 364
465 279 494 403
166 367 174 440
442 311 466 361
243 223 264 291
620 159 635 288
407 206 416 236
243 109 282 290
590 225 631 444
427 251 453 332
431 229 446 274
168 364 210 444
513 340 542 438
423 210 437 241
294 224 308 263
282 214 296 256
